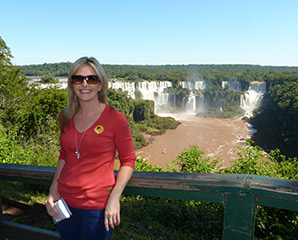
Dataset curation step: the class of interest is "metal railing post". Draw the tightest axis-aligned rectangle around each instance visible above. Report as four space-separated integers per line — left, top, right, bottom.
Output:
222 193 256 240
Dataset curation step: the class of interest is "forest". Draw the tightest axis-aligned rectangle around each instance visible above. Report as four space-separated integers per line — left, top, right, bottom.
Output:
20 61 298 87
1 36 298 239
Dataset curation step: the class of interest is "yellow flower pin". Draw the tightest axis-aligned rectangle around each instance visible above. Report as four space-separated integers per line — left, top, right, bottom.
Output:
94 125 104 134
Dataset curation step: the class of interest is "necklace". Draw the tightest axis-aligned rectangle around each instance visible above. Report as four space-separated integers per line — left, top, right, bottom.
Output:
74 110 101 159
75 130 87 159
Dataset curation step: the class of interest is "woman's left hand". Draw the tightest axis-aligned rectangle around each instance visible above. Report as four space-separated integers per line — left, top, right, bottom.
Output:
104 166 134 231
104 194 121 231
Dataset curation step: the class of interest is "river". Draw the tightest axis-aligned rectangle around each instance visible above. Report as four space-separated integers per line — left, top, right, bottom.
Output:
135 113 252 168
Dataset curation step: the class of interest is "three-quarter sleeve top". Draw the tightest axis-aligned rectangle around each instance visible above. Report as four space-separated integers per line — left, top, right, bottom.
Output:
57 105 136 210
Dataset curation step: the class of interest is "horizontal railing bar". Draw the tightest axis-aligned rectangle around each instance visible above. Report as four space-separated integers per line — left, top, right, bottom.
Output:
0 163 54 181
257 196 298 211
248 175 298 194
0 163 297 202
125 171 248 193
123 187 224 203
0 219 60 240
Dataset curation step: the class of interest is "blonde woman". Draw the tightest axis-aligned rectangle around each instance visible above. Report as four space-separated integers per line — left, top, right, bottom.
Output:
45 57 136 240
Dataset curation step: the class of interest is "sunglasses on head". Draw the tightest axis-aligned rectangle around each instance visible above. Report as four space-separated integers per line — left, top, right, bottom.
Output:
71 75 100 85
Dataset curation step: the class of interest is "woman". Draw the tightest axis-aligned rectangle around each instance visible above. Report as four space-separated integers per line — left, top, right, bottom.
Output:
45 57 136 240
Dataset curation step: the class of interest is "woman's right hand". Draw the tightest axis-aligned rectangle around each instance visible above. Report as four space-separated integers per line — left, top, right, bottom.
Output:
45 188 60 219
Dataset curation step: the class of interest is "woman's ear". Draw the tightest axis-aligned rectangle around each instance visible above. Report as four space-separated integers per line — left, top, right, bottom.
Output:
97 83 103 92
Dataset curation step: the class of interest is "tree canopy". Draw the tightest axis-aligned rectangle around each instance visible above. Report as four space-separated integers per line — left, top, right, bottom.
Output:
250 81 298 158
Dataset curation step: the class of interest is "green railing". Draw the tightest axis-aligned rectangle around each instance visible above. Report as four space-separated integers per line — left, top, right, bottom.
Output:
0 163 297 239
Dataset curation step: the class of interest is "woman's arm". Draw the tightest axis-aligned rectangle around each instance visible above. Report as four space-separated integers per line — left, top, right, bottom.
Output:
104 165 134 231
45 159 65 219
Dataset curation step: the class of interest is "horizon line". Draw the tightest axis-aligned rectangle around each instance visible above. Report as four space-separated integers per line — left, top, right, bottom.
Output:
16 62 298 68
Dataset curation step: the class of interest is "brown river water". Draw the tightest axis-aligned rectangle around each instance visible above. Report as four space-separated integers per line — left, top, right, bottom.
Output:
135 113 253 168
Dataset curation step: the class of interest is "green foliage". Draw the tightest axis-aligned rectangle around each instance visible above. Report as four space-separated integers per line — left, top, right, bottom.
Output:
0 121 59 166
132 99 154 122
149 115 178 131
0 36 13 67
107 88 134 117
134 158 164 172
115 196 223 240
19 62 72 77
199 85 245 118
0 38 28 118
10 87 66 142
255 206 298 240
174 145 220 173
134 88 143 99
166 84 191 108
40 75 58 83
250 80 298 158
20 62 298 82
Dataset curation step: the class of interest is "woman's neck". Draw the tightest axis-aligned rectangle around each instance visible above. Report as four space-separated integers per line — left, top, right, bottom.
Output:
78 100 104 116
74 101 106 132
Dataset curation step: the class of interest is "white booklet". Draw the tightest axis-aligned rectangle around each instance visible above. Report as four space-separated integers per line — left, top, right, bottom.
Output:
52 198 72 224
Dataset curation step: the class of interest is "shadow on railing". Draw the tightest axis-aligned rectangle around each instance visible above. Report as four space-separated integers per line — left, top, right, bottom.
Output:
0 163 297 240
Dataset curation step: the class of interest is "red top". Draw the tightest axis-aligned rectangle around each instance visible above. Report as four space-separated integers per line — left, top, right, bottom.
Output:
57 105 136 210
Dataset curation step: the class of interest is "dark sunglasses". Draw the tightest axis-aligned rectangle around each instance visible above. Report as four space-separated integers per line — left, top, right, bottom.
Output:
71 75 100 85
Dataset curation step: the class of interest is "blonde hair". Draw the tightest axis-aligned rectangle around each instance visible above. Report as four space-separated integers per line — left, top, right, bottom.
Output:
61 57 108 131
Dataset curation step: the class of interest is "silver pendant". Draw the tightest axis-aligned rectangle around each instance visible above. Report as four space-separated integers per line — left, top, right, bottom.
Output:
75 150 80 159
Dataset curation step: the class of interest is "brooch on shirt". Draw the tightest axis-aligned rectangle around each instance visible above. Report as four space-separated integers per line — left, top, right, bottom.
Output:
94 125 104 134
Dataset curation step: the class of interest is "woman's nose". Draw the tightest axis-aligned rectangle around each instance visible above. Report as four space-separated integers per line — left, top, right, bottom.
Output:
82 79 88 86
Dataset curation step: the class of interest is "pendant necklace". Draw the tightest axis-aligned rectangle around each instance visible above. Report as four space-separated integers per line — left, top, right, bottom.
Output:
75 129 87 159
74 109 102 159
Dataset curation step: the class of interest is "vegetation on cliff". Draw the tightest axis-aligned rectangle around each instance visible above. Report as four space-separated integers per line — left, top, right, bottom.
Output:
250 80 298 158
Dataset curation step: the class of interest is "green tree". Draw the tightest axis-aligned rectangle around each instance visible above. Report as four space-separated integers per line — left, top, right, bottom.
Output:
0 36 27 117
173 145 220 173
40 75 59 83
251 81 298 158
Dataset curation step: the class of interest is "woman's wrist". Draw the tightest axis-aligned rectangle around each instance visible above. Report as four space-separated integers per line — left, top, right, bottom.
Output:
109 190 121 200
50 182 58 193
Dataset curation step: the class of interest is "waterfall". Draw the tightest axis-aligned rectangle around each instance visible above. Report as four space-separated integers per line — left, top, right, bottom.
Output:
184 94 196 113
240 82 267 117
222 80 242 92
182 80 206 90
135 81 172 112
31 77 267 117
109 81 135 98
108 80 267 116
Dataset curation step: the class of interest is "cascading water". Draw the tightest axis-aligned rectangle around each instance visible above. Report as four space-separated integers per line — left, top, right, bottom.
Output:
136 81 172 112
182 80 207 90
108 80 267 116
240 82 267 117
109 81 135 98
222 80 242 92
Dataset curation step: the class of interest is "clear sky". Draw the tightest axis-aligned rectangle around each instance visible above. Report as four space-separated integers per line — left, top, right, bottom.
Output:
1 0 298 66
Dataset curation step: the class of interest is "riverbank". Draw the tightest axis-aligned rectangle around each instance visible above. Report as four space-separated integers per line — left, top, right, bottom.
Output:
136 113 252 168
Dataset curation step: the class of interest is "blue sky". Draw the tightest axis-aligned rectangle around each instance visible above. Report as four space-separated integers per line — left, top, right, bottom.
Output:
1 0 298 66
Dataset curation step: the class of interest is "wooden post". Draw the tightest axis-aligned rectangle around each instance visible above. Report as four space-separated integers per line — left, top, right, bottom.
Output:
222 193 256 240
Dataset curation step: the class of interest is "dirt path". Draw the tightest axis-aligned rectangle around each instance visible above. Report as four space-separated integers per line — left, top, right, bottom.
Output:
136 113 252 168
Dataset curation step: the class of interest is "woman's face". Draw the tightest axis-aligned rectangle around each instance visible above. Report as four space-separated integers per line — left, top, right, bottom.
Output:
72 65 102 103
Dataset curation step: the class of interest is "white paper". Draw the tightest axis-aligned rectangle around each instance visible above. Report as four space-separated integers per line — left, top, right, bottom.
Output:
52 198 72 224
